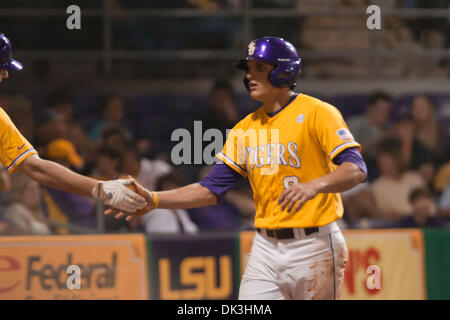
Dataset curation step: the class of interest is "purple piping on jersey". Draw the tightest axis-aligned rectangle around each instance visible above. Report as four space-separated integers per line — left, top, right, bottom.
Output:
266 93 298 118
6 148 36 171
200 147 367 199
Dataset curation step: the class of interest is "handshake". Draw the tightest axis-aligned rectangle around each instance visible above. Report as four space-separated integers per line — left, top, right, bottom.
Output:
91 176 155 220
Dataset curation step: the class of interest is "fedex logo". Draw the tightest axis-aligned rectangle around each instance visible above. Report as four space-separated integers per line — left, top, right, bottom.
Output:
0 256 21 294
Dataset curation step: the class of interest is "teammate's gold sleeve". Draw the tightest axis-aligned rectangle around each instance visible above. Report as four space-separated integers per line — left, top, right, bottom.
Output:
0 107 37 173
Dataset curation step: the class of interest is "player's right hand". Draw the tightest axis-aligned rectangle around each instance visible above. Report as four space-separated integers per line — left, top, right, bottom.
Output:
92 178 147 213
104 176 156 221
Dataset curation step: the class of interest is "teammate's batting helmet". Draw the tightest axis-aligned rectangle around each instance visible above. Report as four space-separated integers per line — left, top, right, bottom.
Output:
235 36 301 90
0 33 23 71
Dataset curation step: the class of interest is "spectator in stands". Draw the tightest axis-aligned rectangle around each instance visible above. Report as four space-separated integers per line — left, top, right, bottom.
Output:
99 125 132 153
141 173 199 234
0 216 22 235
35 108 68 151
392 187 448 228
341 183 379 227
90 146 125 181
48 92 93 170
0 172 22 235
49 91 74 123
196 78 241 172
347 92 392 157
371 137 425 219
67 122 93 175
439 181 450 218
201 78 240 136
46 139 84 172
392 114 439 189
41 139 95 234
434 161 450 193
89 95 133 141
122 145 172 191
0 164 10 191
3 173 50 235
410 94 449 160
5 94 34 144
347 91 392 181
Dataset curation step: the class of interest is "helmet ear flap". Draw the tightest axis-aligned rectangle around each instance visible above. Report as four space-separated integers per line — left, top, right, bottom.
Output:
269 66 290 88
270 62 301 88
268 69 279 87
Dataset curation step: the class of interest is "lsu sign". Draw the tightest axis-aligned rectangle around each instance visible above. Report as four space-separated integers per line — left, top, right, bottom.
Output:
148 234 238 300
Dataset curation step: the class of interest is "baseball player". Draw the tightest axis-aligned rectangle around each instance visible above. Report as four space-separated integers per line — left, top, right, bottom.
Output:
0 33 146 213
108 36 367 300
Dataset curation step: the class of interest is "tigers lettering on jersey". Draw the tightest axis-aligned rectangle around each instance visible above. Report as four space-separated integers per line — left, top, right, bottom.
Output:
0 107 37 173
217 94 360 229
245 142 301 171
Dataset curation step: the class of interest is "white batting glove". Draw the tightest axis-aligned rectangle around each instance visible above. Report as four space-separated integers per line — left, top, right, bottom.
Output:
91 178 147 213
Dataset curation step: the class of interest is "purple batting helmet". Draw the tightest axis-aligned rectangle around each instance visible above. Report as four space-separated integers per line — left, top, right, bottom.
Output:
0 33 23 71
235 36 301 90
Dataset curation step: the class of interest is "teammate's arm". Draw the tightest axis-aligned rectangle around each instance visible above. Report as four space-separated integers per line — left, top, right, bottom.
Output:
19 154 96 196
18 154 147 212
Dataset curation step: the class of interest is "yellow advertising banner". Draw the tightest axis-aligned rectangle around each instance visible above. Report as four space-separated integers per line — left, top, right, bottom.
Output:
0 234 149 300
239 229 425 300
342 229 425 300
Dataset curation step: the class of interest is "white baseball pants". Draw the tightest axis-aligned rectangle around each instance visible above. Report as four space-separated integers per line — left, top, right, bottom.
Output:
239 222 348 300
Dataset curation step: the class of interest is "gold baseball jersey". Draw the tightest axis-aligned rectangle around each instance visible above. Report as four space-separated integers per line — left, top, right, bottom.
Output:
216 93 360 228
0 107 37 174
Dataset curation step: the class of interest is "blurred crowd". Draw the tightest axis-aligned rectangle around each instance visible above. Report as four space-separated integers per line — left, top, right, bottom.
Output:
0 83 449 235
343 92 450 229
